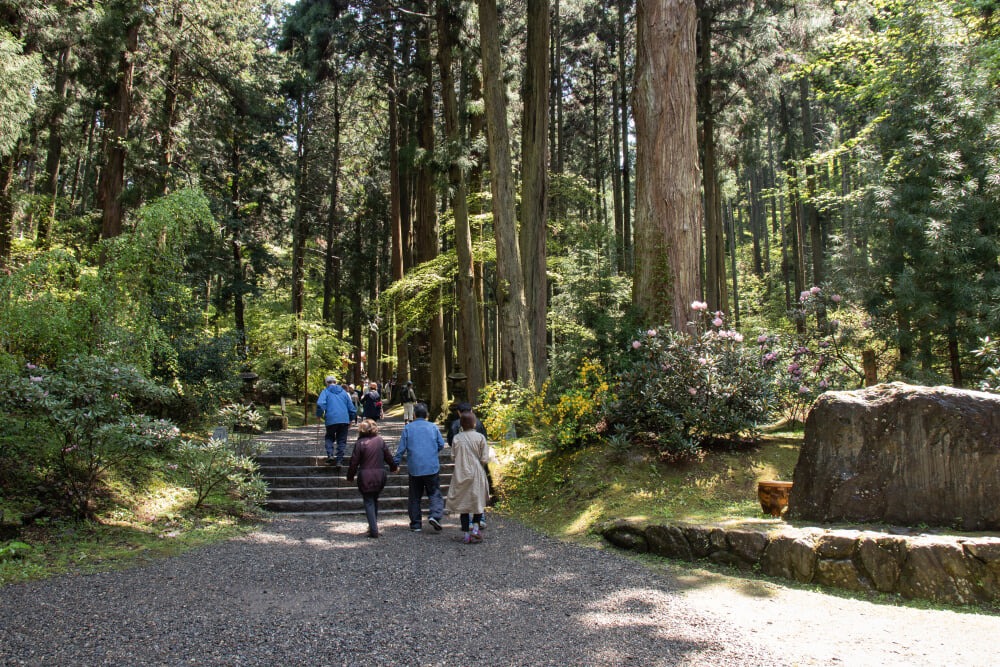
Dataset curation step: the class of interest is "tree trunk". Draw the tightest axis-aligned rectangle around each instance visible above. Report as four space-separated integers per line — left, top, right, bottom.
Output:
611 70 624 273
387 11 409 385
98 22 139 244
478 0 535 387
39 44 72 248
632 0 702 331
618 0 632 272
520 0 549 389
438 0 484 404
229 124 247 359
0 140 20 267
290 92 311 317
417 10 447 416
697 10 726 313
323 70 342 324
158 6 183 196
799 75 826 327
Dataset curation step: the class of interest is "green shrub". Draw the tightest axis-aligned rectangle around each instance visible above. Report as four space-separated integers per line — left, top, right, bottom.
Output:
610 310 779 459
0 356 180 520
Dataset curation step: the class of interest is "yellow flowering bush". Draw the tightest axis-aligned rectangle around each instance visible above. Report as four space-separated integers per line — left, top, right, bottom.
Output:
539 358 615 450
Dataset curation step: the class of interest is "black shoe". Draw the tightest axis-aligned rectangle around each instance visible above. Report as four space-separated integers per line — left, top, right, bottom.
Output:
367 531 379 539
410 526 422 532
428 517 442 531
325 457 335 465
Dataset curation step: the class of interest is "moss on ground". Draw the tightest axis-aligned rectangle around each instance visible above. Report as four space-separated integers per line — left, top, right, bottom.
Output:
493 433 802 543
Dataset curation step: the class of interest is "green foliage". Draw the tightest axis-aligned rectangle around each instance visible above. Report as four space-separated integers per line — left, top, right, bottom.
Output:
176 438 262 511
0 542 31 562
0 191 234 402
531 359 616 451
476 381 536 443
0 30 43 154
175 403 265 514
610 311 779 459
0 356 180 520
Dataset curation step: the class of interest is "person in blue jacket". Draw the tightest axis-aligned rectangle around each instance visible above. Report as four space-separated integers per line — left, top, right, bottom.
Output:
316 374 357 465
394 403 445 531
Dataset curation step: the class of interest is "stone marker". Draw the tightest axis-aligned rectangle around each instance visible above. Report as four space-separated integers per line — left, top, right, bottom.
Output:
788 382 1000 530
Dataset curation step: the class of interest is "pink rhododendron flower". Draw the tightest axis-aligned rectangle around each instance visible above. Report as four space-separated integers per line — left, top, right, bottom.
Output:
800 291 810 302
29 376 42 382
734 333 743 342
632 340 641 349
831 294 842 302
697 357 708 365
810 286 821 295
757 334 768 344
799 385 809 393
691 300 708 311
713 317 723 327
26 363 36 370
688 387 698 395
647 329 657 337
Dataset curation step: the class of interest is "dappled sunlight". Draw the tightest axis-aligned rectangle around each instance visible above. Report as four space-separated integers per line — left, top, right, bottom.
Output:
565 500 606 536
135 485 196 520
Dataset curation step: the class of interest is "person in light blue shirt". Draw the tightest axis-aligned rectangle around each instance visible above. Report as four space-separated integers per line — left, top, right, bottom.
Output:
394 403 445 531
315 375 357 465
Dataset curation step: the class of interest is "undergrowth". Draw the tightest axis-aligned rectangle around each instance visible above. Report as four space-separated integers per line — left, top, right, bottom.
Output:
492 432 802 540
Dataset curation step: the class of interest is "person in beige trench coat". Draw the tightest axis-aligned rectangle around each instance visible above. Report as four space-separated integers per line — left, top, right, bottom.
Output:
446 412 491 543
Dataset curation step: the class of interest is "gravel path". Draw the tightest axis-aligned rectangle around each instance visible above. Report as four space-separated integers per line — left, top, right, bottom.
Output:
1 515 782 666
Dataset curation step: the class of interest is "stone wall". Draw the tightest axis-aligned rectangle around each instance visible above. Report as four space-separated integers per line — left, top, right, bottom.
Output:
599 519 1000 607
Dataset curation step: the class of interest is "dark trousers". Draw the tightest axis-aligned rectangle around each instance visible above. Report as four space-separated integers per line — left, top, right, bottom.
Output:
362 492 380 535
407 473 444 529
324 423 349 461
460 513 483 532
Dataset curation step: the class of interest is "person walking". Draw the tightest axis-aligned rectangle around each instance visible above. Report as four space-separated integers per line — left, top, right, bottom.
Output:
347 384 361 424
401 381 417 424
446 412 491 543
361 382 382 421
347 419 398 538
446 402 493 529
315 375 357 466
394 403 445 532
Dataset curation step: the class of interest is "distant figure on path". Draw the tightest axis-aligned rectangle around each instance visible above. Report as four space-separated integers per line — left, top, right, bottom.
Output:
347 419 398 538
347 383 361 424
315 375 356 465
361 382 382 421
401 381 417 424
447 412 491 543
394 403 445 532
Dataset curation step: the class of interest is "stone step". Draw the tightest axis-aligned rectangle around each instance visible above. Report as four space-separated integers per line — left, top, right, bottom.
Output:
265 484 450 501
256 462 454 478
261 473 453 488
264 496 445 513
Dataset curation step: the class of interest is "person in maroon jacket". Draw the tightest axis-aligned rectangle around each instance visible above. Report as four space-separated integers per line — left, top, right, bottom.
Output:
347 419 399 538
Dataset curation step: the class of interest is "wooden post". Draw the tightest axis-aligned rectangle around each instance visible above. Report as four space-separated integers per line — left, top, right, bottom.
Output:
862 349 877 387
303 331 309 425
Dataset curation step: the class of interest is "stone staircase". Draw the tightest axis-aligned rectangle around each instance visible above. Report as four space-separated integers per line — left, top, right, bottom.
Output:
255 421 453 515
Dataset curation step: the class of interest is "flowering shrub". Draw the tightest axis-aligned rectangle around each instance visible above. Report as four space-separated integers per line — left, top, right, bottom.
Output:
533 358 616 450
0 356 180 520
768 287 881 420
477 381 536 443
609 309 779 459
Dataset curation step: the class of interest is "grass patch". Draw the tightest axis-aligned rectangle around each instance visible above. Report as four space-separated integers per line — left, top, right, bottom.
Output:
493 434 801 541
0 470 262 586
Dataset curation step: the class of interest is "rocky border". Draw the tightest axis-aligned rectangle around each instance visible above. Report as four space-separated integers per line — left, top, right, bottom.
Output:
598 519 1000 606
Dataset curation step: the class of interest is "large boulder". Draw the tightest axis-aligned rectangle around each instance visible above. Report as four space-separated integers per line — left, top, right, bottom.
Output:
788 383 1000 530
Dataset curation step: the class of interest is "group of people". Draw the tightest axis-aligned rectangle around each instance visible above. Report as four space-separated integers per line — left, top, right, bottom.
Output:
315 376 490 544
316 376 418 465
